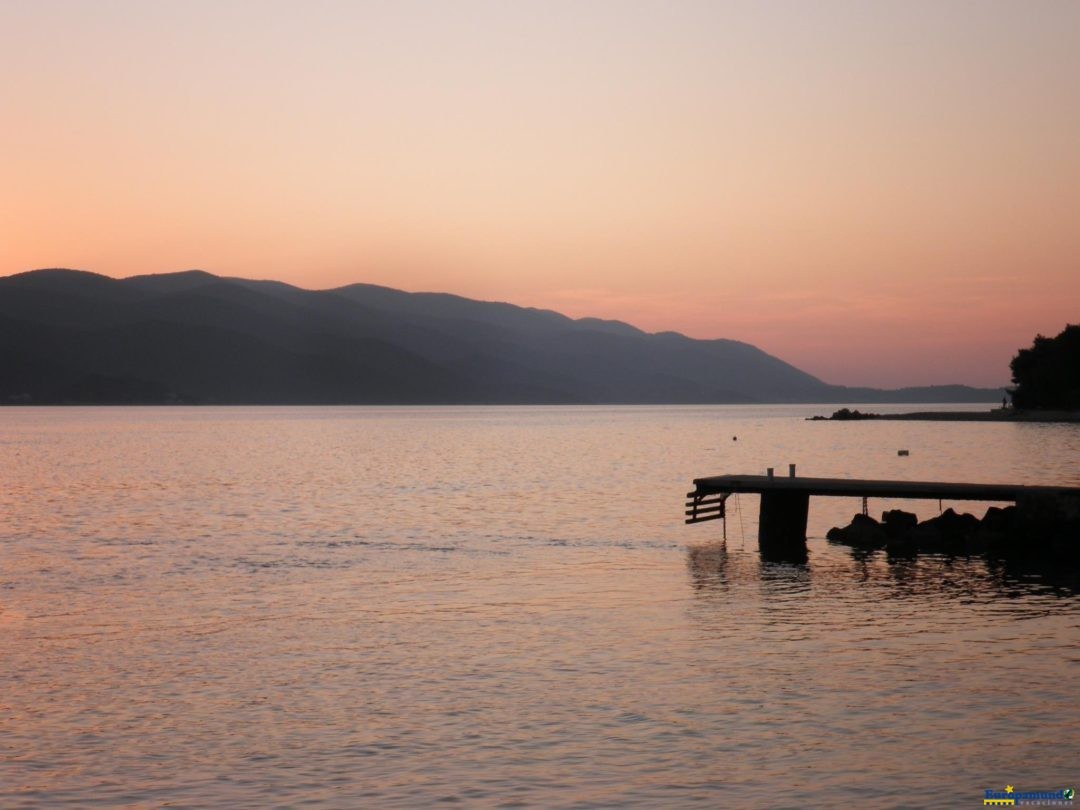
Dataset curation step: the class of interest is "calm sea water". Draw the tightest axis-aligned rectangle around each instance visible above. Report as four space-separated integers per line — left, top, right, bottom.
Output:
1 405 1077 808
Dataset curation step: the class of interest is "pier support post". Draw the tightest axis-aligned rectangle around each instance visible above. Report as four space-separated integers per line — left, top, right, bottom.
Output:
758 490 810 560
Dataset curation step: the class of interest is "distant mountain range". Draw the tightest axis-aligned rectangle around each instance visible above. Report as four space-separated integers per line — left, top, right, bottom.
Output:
0 269 1003 405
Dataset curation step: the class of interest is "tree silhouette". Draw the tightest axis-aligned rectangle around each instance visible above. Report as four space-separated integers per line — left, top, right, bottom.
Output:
1009 324 1080 410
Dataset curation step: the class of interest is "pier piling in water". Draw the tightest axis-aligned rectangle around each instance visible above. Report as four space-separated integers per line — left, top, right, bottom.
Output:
758 490 810 556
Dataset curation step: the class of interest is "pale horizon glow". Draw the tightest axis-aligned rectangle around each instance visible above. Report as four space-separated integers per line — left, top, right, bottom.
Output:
3 0 1078 388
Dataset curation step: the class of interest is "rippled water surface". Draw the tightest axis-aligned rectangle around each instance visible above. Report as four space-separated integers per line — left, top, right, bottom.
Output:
1 405 1077 807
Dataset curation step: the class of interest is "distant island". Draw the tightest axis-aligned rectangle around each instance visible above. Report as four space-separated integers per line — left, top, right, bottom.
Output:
0 268 1005 406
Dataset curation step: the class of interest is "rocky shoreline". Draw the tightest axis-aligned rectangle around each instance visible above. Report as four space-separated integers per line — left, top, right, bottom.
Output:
809 408 1080 423
827 495 1080 559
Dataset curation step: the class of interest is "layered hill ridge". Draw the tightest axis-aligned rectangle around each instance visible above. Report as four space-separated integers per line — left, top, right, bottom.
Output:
0 268 1001 405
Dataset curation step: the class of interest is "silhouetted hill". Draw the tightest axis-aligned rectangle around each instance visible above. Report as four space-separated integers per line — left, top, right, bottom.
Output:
0 269 1004 405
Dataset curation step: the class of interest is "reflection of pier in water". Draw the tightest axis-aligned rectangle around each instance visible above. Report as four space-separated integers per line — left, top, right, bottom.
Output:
686 471 1080 560
685 541 1079 600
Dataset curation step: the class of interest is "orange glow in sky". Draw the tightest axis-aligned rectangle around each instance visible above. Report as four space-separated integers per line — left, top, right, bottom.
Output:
2 1 1077 388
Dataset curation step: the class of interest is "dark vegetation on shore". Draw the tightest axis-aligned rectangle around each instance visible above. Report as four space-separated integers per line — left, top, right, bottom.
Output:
808 407 881 421
0 268 1003 406
1009 324 1080 410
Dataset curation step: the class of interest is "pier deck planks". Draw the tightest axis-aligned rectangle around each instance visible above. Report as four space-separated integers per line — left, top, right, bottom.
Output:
691 475 1080 503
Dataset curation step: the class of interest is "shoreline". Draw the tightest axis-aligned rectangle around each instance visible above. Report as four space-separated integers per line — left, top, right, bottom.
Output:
811 408 1080 423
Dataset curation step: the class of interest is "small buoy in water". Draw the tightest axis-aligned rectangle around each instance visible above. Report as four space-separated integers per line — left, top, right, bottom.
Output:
898 449 910 456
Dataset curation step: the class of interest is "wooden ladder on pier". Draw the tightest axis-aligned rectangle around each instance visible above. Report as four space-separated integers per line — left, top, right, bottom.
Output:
685 490 730 524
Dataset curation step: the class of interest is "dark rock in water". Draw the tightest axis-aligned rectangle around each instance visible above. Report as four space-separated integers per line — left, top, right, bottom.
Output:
881 509 918 533
910 520 944 552
827 513 887 548
832 499 1077 561
881 510 919 554
914 508 979 551
939 507 980 533
1015 492 1080 559
980 505 1015 534
975 505 1019 552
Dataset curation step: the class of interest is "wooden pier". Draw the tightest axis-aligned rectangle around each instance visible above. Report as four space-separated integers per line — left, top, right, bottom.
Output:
686 471 1080 557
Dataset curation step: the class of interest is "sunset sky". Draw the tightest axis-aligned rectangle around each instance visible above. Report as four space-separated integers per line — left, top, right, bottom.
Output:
2 1 1077 388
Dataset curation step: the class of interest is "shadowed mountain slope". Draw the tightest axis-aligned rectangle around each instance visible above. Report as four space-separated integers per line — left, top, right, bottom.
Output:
0 269 1002 404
